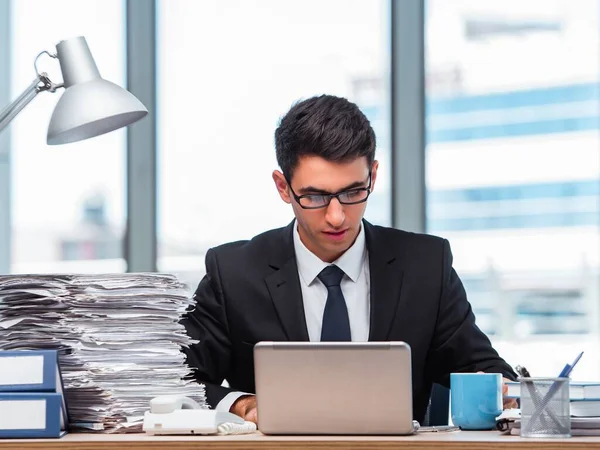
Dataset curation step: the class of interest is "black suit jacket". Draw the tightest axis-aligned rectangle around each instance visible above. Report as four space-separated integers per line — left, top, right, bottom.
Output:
182 220 516 423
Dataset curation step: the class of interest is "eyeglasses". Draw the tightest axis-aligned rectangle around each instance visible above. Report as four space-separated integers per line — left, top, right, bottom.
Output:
287 173 372 209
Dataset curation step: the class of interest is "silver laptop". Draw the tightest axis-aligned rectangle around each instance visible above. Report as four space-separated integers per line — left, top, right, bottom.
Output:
254 341 414 435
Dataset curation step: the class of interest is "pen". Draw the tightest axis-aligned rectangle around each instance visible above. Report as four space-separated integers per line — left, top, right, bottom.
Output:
558 351 584 378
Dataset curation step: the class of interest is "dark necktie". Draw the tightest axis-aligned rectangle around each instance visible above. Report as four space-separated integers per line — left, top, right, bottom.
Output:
318 265 351 341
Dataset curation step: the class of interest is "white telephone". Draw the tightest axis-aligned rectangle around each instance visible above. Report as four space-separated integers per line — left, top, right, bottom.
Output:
142 395 257 435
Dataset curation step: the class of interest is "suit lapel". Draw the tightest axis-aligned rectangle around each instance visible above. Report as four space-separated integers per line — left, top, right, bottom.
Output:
264 221 310 342
365 221 406 341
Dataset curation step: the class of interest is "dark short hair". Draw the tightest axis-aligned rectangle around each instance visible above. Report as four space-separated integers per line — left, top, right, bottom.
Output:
275 95 376 181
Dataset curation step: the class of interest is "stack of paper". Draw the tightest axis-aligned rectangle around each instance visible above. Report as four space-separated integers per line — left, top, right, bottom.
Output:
0 273 206 432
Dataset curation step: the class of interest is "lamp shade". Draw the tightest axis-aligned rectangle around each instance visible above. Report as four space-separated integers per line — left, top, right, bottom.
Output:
47 36 147 145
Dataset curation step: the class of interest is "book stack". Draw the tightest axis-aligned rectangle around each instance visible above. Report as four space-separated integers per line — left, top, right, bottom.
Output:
564 383 600 419
0 273 207 432
0 350 68 438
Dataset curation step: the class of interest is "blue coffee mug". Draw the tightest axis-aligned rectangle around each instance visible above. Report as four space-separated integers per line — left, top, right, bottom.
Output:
450 373 502 430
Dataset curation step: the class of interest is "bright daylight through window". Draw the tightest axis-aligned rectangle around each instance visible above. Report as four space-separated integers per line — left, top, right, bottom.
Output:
426 0 600 380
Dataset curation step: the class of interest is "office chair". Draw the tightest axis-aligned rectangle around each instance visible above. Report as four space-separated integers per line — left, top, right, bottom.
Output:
423 383 450 426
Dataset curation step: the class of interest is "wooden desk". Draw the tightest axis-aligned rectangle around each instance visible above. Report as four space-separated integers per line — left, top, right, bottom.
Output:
1 431 600 450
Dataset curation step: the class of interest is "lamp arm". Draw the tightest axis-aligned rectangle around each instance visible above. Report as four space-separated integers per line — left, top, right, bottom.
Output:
0 73 61 133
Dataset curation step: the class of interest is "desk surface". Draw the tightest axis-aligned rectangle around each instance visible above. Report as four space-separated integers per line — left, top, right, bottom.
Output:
1 431 600 450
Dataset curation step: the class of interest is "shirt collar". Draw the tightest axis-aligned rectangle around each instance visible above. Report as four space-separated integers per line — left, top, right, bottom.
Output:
293 222 367 285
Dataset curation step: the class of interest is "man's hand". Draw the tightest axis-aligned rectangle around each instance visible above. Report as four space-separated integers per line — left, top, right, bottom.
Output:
230 395 258 424
503 378 518 409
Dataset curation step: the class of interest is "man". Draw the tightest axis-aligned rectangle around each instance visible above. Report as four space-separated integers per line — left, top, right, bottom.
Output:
182 95 516 425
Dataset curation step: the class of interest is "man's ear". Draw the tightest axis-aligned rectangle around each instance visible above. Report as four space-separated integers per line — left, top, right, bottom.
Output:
272 170 292 204
370 160 380 192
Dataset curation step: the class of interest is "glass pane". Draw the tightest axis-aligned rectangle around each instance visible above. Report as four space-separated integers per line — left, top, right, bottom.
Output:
158 0 390 286
10 0 126 273
426 0 600 379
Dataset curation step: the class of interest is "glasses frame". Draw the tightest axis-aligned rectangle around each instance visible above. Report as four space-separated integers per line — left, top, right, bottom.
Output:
287 172 372 210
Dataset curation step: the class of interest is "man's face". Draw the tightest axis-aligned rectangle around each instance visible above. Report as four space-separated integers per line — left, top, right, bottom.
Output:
273 156 378 263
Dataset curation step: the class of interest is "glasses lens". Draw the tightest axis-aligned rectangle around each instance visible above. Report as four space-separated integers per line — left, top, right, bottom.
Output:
339 189 369 204
299 194 330 208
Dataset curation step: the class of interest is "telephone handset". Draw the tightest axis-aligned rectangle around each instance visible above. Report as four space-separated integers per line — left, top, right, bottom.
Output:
143 395 257 435
149 395 203 413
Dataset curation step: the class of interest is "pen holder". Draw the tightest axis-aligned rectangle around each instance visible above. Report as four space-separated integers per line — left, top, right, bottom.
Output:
519 377 571 438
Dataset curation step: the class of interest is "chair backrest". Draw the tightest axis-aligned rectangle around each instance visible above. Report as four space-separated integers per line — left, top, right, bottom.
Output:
423 383 450 426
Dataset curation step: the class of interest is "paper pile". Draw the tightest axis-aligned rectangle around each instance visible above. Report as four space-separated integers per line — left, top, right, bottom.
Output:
0 273 206 432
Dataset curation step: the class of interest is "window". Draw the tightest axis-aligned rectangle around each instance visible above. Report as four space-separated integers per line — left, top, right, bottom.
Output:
8 0 126 274
157 0 391 286
426 0 600 379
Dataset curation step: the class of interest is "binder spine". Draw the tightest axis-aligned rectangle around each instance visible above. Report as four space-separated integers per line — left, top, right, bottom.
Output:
0 392 63 438
0 350 58 392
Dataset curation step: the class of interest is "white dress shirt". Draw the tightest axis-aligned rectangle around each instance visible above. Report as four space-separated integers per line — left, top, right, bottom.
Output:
294 223 370 342
216 223 370 412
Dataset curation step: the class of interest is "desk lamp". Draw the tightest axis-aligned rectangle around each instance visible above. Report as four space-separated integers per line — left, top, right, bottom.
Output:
0 36 147 144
